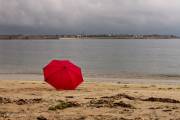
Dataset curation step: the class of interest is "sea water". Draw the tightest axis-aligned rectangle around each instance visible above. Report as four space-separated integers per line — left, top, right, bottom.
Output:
0 39 180 78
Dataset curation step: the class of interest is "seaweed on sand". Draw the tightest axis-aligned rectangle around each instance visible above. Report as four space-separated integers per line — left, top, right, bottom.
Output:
15 98 43 105
89 99 135 109
113 101 135 109
48 100 80 111
101 93 136 100
0 97 12 104
142 97 180 103
0 96 43 105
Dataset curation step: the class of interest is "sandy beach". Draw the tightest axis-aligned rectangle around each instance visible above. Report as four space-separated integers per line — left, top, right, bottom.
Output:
0 78 180 120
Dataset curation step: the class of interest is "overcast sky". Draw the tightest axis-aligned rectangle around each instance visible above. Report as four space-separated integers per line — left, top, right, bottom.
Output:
0 0 180 35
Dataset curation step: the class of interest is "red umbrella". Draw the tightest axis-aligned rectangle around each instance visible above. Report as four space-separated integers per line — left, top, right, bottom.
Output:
43 60 83 90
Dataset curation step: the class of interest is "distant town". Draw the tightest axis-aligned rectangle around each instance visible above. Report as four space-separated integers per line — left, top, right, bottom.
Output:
0 34 179 40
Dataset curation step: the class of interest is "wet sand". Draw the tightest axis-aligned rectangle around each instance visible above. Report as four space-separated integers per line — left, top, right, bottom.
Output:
0 79 180 120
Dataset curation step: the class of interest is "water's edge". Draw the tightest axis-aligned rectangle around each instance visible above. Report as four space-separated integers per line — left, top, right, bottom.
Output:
0 73 180 85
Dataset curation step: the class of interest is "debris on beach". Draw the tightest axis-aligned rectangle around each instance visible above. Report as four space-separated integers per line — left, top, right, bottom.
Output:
113 101 135 109
15 98 43 105
89 99 114 108
143 97 180 103
0 111 9 118
0 96 43 105
101 93 136 100
88 115 133 120
149 105 178 110
0 97 12 104
37 115 48 120
84 97 97 100
65 96 74 98
89 99 135 109
88 94 136 109
48 100 80 111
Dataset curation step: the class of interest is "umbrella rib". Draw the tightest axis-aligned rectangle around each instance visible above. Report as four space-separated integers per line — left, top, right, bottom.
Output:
45 67 63 82
68 67 83 87
68 67 82 77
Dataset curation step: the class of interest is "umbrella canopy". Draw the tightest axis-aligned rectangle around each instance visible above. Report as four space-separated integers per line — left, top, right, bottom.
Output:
43 60 83 90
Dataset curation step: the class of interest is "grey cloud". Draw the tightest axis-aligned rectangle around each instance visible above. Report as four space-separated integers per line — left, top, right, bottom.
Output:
0 0 180 35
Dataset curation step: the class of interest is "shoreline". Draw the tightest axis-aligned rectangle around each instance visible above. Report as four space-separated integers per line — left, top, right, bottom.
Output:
0 73 180 85
0 38 180 40
0 34 179 40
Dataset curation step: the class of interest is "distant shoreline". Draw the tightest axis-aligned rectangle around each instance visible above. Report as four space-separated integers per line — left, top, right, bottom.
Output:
0 34 179 40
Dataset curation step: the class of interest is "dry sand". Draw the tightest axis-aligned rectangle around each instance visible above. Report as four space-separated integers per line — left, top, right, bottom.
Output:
0 79 180 120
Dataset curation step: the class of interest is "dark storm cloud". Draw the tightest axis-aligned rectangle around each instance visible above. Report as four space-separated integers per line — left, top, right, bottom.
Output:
0 0 180 34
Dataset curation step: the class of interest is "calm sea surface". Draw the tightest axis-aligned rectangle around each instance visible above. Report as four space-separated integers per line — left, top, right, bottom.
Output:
1 39 180 77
